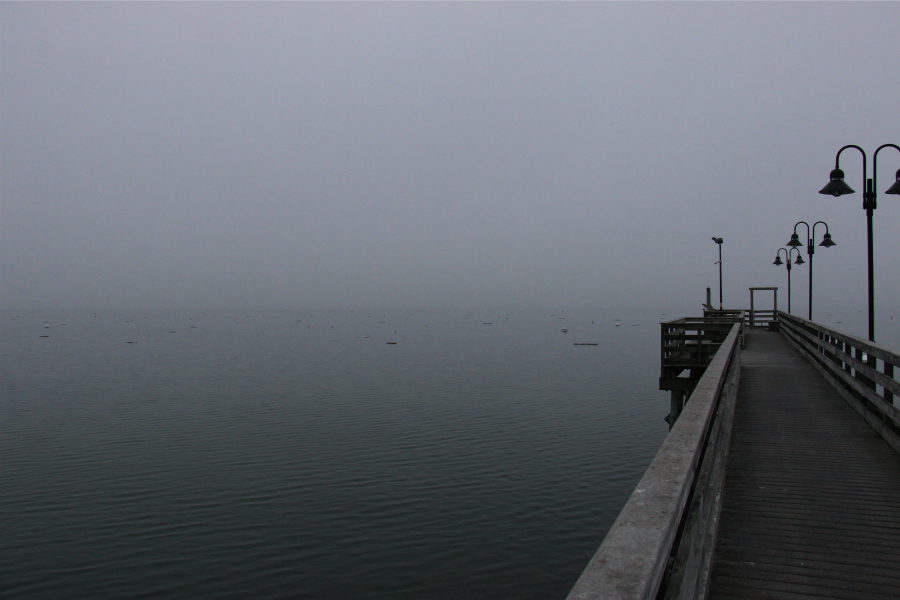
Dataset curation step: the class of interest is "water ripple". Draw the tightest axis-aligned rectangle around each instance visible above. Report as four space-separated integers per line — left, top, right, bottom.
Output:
1 308 674 599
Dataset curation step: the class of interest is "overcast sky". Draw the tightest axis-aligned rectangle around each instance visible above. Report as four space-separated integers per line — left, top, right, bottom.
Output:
2 2 899 312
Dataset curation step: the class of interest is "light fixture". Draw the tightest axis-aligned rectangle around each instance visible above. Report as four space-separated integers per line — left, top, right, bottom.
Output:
819 168 855 197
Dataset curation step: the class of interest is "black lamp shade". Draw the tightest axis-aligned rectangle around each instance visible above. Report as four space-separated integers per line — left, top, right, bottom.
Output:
886 169 900 195
819 168 855 197
774 256 783 266
787 233 803 248
795 255 805 265
819 232 836 248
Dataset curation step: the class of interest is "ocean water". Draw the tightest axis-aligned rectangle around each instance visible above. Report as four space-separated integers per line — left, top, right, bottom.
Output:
2 307 685 599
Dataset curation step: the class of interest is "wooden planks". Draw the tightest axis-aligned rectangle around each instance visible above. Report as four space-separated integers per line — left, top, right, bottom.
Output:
708 329 900 600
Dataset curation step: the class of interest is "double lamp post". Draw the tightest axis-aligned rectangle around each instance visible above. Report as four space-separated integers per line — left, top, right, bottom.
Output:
819 144 900 343
785 221 835 321
773 246 804 314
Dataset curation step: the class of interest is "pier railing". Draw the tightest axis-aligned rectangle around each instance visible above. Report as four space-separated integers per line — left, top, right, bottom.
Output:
778 311 900 454
746 309 776 328
568 321 742 600
660 314 743 425
705 308 774 329
661 315 742 374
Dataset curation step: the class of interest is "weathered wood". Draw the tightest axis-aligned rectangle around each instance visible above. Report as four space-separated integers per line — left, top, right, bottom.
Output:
661 319 738 375
702 310 745 321
708 329 900 599
779 317 900 397
573 305 900 600
779 328 900 456
779 311 900 365
779 319 900 430
566 323 741 600
887 362 895 406
778 315 900 448
664 351 740 600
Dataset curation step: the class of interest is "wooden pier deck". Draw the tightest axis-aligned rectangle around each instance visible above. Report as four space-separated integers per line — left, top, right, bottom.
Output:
708 329 900 599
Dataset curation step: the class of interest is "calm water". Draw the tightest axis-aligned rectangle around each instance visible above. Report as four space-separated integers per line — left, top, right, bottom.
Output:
2 306 696 599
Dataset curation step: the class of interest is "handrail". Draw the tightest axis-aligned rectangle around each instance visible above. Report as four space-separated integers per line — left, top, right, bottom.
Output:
701 309 745 320
706 308 775 328
777 311 900 453
567 322 742 600
661 315 743 371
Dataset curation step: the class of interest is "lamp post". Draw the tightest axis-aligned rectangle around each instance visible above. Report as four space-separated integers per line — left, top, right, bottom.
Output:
712 237 723 309
773 247 804 314
819 143 900 342
787 221 835 321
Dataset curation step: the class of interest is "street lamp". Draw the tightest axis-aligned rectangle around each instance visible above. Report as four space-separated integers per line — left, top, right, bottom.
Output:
787 221 835 321
712 237 723 310
819 143 900 342
773 247 804 314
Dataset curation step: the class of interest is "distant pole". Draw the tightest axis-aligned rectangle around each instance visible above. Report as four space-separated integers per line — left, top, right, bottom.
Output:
808 238 813 320
788 247 803 314
712 237 724 309
820 143 900 342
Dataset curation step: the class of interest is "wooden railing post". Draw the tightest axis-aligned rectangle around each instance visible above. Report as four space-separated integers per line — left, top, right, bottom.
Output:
843 341 852 376
887 362 895 407
775 310 900 453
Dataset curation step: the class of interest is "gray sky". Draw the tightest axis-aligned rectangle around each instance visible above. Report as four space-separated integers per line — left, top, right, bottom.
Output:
2 2 899 311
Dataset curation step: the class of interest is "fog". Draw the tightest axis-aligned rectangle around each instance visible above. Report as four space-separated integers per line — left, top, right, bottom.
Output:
2 2 899 312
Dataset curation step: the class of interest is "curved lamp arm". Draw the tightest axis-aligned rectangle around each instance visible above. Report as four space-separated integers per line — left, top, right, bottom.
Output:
789 221 811 253
874 144 900 197
836 144 867 178
774 247 789 267
812 221 835 250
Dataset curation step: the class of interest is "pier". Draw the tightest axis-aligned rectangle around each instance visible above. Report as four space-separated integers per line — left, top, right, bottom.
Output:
566 305 900 600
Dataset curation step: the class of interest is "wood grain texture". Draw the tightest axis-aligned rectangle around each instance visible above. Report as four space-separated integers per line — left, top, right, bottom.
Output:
708 330 900 600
